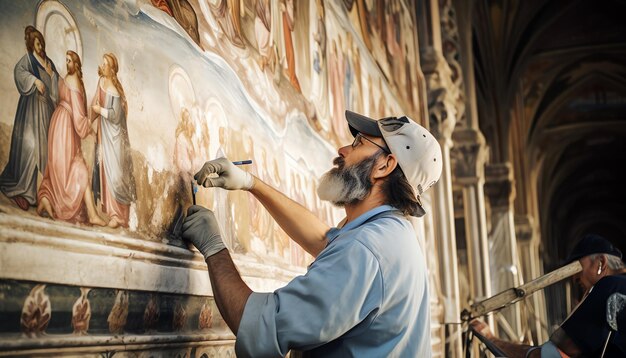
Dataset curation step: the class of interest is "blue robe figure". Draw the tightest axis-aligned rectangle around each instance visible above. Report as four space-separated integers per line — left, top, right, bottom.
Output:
0 26 58 209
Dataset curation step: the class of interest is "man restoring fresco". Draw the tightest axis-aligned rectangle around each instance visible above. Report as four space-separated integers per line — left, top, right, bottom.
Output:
182 110 442 357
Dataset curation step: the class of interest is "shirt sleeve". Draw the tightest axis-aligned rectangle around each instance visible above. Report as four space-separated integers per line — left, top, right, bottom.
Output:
539 341 562 358
235 240 383 358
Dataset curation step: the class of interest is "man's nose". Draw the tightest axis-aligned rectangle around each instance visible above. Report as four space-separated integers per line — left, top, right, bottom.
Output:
337 145 350 158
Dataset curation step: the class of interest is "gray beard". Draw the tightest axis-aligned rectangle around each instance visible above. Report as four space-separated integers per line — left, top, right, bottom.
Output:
317 154 379 207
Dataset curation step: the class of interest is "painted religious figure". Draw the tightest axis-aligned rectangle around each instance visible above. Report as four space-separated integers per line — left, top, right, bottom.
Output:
385 0 403 90
174 107 195 178
209 0 245 48
254 0 274 72
37 51 105 226
309 0 330 130
343 33 354 110
280 0 301 92
90 53 137 228
329 37 349 143
0 26 58 211
152 0 201 46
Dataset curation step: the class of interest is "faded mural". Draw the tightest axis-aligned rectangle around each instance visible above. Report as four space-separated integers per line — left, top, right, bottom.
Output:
0 0 420 350
0 0 418 266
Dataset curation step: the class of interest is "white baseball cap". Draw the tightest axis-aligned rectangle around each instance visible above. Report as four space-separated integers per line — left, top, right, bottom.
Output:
345 110 443 216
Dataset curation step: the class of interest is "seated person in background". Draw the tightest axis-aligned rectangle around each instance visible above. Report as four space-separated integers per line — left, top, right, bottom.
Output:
471 234 626 357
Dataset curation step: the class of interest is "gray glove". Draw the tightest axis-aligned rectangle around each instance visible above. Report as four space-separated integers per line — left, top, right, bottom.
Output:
194 157 254 190
182 205 226 260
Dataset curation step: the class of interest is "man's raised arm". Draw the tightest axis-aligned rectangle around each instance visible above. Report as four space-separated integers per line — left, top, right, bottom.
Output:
248 175 329 257
195 157 331 257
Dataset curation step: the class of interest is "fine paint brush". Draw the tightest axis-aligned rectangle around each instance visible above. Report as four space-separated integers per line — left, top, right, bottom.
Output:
232 160 253 165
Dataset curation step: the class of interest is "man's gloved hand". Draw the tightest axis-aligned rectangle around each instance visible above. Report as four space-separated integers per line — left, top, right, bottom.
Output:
194 157 254 191
182 205 226 260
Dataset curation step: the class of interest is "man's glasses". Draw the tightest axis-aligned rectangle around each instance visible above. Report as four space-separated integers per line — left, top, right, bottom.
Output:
352 133 390 154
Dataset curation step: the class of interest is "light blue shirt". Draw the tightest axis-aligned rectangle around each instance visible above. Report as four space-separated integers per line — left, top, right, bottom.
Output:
235 205 432 357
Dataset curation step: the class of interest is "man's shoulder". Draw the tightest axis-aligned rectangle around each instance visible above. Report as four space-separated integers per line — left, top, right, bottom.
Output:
353 212 412 237
348 214 416 253
578 274 626 308
595 274 626 292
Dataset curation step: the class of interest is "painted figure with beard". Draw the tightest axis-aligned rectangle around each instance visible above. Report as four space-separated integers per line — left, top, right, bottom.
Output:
0 26 58 211
182 110 443 357
37 51 105 226
90 53 136 228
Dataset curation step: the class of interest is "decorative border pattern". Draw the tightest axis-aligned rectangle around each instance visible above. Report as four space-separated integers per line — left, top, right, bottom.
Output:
1 279 235 353
0 212 304 354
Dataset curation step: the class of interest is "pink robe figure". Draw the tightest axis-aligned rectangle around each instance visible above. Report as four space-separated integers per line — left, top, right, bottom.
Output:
37 79 91 223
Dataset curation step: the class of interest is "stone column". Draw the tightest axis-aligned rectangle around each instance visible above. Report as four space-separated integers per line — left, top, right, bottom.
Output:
515 215 548 343
452 128 492 324
485 163 522 339
418 0 467 355
424 54 464 358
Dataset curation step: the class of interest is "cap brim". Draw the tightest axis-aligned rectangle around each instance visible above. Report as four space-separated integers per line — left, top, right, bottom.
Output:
345 110 382 137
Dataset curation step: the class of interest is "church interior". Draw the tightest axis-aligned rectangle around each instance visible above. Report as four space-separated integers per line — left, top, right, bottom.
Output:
0 0 625 356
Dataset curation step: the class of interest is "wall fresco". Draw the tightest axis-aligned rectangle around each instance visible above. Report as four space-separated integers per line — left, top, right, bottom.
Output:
0 0 421 354
0 0 418 268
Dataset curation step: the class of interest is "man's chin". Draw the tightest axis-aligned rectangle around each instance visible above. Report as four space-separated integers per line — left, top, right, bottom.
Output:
317 174 345 206
318 196 346 208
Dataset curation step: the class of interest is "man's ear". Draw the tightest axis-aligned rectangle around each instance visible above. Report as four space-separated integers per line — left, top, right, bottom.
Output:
373 154 397 179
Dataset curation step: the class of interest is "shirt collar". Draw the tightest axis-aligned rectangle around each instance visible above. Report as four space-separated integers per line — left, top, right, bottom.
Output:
326 205 397 244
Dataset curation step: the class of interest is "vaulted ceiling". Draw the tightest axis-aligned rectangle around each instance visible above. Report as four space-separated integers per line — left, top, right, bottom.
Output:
470 0 626 322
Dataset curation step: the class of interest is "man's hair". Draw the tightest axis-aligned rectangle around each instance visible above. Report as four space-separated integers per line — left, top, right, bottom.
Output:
589 253 625 270
589 254 624 270
381 164 422 217
25 26 45 54
607 255 625 270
